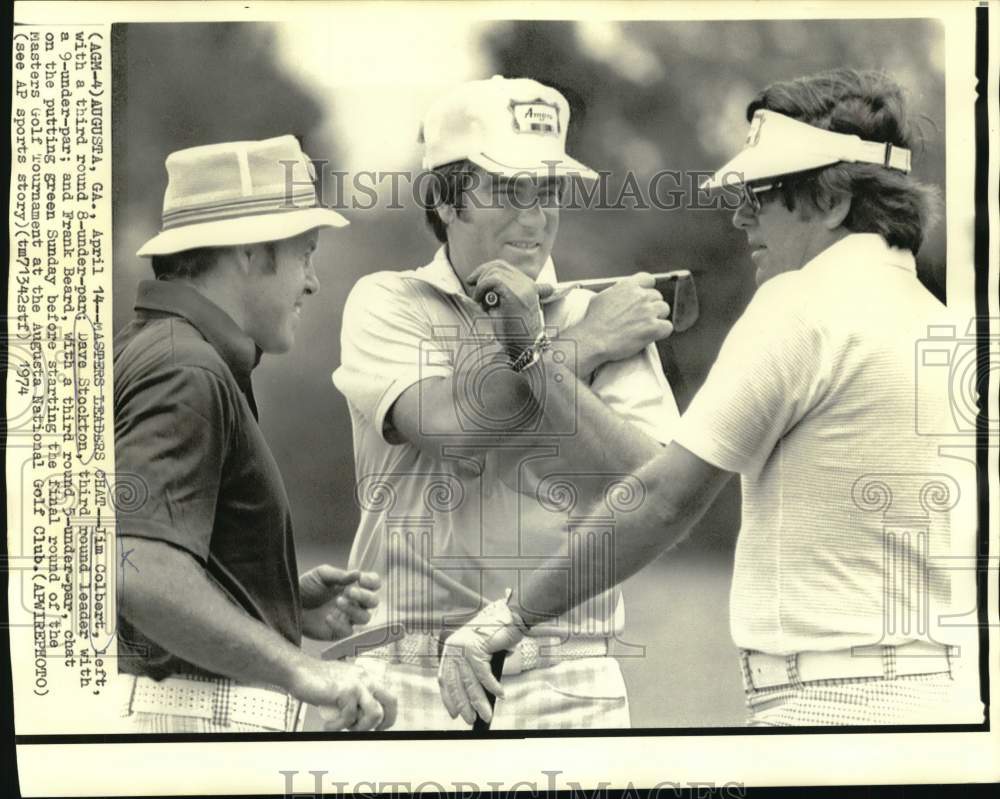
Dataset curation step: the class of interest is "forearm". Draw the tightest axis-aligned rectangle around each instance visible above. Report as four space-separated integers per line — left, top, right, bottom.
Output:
510 443 733 627
571 337 611 381
394 339 661 475
118 536 307 690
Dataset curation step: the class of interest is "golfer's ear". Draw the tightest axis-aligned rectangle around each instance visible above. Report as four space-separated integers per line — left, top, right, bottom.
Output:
238 242 274 275
436 202 457 226
228 244 255 275
821 191 851 230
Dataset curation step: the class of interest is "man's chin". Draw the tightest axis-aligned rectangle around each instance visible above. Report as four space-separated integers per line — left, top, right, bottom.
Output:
754 261 783 288
262 335 295 355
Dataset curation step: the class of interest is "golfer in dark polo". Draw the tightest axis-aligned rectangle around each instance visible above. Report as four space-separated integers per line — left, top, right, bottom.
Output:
114 135 396 732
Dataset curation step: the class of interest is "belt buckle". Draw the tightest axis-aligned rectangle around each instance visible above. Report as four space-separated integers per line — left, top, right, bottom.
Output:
747 653 790 690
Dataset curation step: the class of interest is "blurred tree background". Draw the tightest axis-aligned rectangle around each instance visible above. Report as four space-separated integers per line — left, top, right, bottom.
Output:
112 17 947 726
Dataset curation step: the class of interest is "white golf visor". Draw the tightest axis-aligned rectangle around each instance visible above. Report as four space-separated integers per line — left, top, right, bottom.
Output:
701 109 912 190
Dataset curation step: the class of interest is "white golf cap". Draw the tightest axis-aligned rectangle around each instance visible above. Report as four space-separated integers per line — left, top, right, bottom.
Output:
137 135 348 257
419 75 598 181
701 109 912 190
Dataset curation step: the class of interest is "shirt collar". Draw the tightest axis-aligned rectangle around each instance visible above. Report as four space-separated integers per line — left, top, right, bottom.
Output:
410 246 562 303
803 232 917 275
134 280 261 385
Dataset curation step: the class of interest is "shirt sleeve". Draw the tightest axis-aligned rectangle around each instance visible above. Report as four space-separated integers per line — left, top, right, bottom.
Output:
591 344 680 445
559 288 680 446
332 273 451 443
673 275 831 478
114 364 233 562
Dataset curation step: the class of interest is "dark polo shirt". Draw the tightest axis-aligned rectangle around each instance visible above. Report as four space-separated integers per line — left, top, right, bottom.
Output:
114 279 302 680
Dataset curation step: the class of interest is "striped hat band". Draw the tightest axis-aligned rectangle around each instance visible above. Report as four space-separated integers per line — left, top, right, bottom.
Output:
161 188 320 230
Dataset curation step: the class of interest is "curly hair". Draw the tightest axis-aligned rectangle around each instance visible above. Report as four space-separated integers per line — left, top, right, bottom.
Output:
747 68 940 254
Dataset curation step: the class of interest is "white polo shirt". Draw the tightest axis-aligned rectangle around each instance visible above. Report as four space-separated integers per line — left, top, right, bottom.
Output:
674 233 974 655
333 247 679 637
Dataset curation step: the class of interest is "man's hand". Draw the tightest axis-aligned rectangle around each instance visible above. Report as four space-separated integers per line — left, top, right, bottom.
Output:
118 537 395 731
299 566 380 641
437 596 527 725
290 657 397 731
564 272 674 377
468 260 553 355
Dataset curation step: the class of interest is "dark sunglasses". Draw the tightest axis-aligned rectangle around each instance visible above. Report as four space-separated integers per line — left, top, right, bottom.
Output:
741 180 784 213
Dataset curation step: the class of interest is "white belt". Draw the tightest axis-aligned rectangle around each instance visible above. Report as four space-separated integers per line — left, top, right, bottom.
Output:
743 641 954 691
122 673 302 731
360 633 608 675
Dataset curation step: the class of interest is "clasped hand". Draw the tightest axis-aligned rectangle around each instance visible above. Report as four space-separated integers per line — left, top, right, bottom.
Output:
467 260 553 355
565 271 674 375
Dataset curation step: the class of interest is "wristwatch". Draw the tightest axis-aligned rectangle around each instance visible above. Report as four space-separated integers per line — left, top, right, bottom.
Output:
510 330 552 373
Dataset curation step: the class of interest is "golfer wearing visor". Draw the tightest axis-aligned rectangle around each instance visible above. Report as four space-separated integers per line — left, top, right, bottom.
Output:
439 68 983 727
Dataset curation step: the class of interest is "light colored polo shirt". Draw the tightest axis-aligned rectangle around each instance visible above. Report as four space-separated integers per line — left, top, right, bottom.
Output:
674 233 975 655
333 247 679 637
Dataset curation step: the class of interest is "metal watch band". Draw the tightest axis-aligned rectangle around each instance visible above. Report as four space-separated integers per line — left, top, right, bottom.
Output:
511 331 551 373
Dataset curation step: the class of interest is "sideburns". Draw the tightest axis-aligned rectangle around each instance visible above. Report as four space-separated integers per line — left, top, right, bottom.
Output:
261 242 278 274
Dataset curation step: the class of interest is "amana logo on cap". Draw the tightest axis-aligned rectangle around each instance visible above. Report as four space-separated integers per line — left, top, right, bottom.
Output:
510 100 561 137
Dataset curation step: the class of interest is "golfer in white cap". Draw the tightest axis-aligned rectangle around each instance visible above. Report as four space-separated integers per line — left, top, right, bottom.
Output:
332 76 679 729
115 135 396 732
439 68 983 727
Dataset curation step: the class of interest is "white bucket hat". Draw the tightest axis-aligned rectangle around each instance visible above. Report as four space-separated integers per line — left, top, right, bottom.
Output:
419 75 598 181
137 135 348 257
701 109 912 190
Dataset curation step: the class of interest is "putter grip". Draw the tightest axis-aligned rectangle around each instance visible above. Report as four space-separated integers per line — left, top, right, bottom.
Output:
472 650 508 731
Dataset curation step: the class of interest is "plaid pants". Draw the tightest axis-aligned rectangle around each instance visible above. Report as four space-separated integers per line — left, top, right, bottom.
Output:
356 654 630 731
741 654 983 726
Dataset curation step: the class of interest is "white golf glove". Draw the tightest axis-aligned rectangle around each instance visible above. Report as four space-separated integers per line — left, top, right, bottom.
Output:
437 593 527 725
